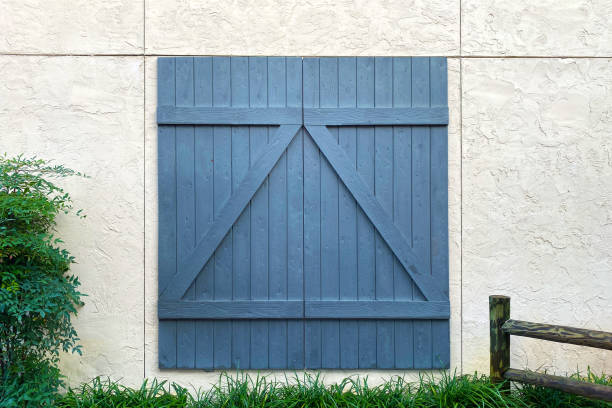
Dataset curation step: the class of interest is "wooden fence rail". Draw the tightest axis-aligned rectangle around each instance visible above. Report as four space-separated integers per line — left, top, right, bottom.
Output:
489 295 612 402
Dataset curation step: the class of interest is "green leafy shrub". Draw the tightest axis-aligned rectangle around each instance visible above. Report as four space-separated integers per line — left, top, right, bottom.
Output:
0 155 85 406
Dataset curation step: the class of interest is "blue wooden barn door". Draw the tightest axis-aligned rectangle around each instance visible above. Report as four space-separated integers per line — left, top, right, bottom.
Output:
157 57 304 369
157 56 449 370
301 57 449 369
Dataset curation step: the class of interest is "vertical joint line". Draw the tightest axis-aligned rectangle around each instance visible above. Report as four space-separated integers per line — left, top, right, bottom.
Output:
301 58 306 368
141 5 146 375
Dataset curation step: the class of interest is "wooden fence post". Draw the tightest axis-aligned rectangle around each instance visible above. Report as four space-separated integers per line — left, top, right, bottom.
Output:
490 295 510 391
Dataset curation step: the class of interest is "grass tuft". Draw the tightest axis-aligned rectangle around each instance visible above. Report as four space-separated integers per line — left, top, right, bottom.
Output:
54 370 612 408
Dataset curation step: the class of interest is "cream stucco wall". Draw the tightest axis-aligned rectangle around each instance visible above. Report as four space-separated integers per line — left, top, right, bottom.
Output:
0 56 145 384
1 0 610 389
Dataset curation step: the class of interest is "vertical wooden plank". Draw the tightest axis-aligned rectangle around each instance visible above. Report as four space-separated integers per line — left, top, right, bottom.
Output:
194 57 214 369
158 320 176 369
249 56 269 369
268 57 288 369
392 57 414 298
175 57 195 106
303 57 321 369
175 57 196 369
430 57 450 368
157 58 177 369
319 57 340 369
356 57 377 369
338 57 358 369
286 57 304 369
374 57 395 369
212 56 232 369
230 56 251 369
412 57 433 368
392 57 415 369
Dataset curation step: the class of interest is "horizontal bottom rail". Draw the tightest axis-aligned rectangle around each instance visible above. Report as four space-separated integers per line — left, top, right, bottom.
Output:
159 300 450 320
504 369 612 402
502 319 612 350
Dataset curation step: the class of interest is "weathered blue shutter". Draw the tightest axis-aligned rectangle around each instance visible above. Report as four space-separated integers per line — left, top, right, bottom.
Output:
157 57 304 369
158 56 449 370
301 57 449 369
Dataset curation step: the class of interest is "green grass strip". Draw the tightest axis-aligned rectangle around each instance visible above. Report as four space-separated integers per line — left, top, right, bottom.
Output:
54 370 612 408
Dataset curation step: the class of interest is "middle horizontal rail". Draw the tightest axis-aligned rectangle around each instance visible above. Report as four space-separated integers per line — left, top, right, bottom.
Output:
159 300 450 320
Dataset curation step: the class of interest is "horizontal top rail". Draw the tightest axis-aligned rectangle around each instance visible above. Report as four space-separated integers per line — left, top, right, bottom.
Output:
157 106 303 125
157 106 450 126
303 107 449 125
502 319 612 350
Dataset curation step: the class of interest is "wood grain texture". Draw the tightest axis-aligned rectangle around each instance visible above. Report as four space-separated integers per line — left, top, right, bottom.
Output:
157 57 177 369
229 56 250 370
502 319 612 350
175 57 196 369
490 295 511 390
374 57 395 370
211 56 232 370
430 57 450 369
303 57 322 369
411 56 433 369
157 56 449 370
157 56 305 370
305 301 450 319
157 106 302 125
305 124 446 302
159 301 304 319
268 56 291 369
193 57 215 370
248 56 270 370
303 107 448 125
301 57 449 369
504 369 612 402
160 123 301 301
338 57 359 369
319 57 341 369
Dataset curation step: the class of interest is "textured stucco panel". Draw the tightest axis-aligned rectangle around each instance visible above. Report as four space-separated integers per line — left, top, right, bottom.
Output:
447 58 462 375
462 58 612 375
0 0 143 54
143 56 462 387
0 56 145 386
145 0 459 56
462 0 612 56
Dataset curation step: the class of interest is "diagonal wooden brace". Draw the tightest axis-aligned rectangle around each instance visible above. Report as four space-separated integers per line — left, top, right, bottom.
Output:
160 124 302 300
305 124 447 301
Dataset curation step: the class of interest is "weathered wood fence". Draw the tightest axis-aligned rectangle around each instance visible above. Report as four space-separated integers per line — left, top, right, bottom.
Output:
489 295 612 402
